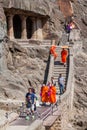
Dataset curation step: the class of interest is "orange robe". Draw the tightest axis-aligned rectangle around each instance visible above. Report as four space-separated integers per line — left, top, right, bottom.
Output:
41 86 49 103
50 45 58 59
61 49 68 63
49 86 56 103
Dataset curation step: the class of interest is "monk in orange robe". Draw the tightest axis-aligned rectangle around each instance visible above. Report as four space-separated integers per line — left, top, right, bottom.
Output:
50 45 58 59
49 84 56 104
61 48 68 66
41 84 49 103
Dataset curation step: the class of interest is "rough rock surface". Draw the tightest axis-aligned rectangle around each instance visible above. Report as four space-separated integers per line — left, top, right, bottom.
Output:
0 0 65 102
0 1 6 39
72 0 87 37
0 41 50 100
0 0 87 130
72 39 87 130
2 0 64 39
70 0 87 128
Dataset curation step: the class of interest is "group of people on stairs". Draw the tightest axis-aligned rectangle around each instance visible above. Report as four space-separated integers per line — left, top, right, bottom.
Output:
25 46 68 118
40 73 65 106
50 45 68 67
25 88 37 120
40 82 56 104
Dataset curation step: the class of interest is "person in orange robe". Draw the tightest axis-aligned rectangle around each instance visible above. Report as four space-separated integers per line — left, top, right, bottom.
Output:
41 84 49 103
61 48 68 66
48 84 56 104
50 45 58 60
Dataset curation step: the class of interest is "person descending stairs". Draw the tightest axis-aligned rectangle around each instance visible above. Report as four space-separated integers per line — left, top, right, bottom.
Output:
52 46 69 95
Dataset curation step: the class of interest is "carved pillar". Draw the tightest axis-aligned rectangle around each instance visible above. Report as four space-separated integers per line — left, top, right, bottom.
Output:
7 15 14 39
31 18 37 39
36 18 43 40
21 16 27 39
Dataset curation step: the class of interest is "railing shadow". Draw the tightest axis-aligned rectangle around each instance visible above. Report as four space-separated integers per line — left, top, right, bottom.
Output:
43 55 50 84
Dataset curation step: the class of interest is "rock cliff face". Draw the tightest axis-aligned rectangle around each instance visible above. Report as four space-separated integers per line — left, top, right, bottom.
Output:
72 0 87 37
70 0 87 129
0 41 50 100
0 0 87 129
0 0 65 101
0 0 64 100
2 0 64 38
72 39 87 130
0 1 6 39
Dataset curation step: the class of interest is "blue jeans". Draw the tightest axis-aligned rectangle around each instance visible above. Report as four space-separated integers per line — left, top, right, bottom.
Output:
59 84 64 95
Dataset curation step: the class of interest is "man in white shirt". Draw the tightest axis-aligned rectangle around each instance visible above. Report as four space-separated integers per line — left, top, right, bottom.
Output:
58 74 64 95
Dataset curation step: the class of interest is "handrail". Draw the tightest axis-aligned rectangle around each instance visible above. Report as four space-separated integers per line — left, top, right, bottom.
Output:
61 47 74 111
46 40 56 83
47 45 74 107
46 55 54 83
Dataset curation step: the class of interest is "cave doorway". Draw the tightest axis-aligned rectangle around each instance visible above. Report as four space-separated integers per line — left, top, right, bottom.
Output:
13 15 22 39
26 17 33 39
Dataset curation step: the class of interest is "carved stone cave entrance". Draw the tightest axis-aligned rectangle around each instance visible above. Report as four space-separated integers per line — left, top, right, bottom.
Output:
26 17 33 39
13 15 22 39
5 8 49 40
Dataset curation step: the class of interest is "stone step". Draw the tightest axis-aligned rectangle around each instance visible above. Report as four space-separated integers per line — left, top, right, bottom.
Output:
20 44 51 48
54 64 68 66
43 110 61 127
54 76 67 78
53 78 66 81
53 75 67 78
54 67 68 70
54 68 67 73
54 65 68 68
53 77 66 80
53 71 67 74
53 77 67 80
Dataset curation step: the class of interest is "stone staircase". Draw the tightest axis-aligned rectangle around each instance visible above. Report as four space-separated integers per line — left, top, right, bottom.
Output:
1 44 69 130
16 39 52 47
42 46 69 128
60 32 69 45
53 47 69 94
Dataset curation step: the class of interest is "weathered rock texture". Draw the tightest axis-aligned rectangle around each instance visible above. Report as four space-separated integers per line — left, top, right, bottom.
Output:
2 0 64 39
0 0 87 130
72 0 87 37
0 41 50 100
0 1 6 39
0 0 64 101
70 1 87 129
72 39 87 130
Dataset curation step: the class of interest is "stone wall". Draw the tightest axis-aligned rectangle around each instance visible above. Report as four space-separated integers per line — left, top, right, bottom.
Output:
0 2 7 72
58 0 73 18
44 45 74 130
0 40 50 101
2 0 64 40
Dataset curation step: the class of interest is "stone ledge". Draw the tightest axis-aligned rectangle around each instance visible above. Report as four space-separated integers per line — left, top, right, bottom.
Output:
43 110 61 127
0 112 18 130
26 119 45 130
